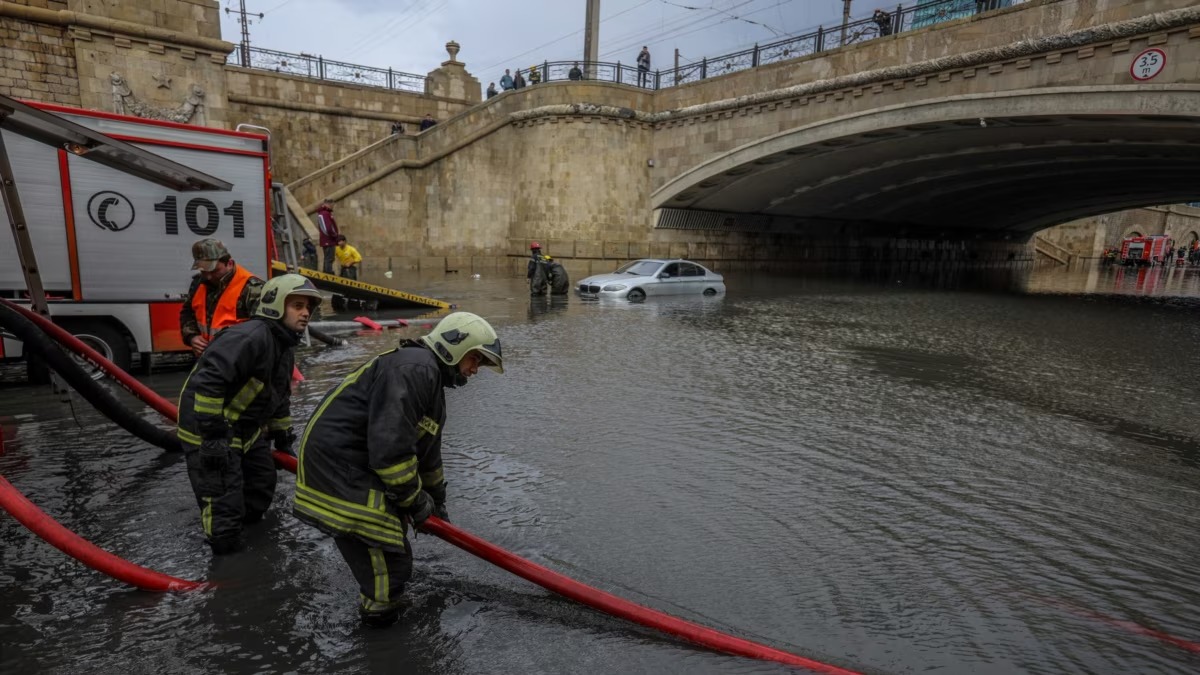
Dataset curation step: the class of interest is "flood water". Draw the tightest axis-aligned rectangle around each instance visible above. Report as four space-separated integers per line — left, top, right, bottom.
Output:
2 262 1199 674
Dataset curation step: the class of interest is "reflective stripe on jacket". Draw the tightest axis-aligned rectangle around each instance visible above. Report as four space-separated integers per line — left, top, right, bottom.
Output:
177 318 297 450
294 342 448 551
191 264 255 342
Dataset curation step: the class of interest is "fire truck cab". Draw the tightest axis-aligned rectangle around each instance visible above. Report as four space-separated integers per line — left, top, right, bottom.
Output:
0 102 271 372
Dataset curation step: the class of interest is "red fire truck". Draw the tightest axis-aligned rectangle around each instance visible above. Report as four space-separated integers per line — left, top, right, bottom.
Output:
0 102 271 372
1119 235 1173 267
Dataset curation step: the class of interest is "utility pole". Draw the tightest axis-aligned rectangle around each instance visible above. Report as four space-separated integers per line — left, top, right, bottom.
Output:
225 0 263 68
583 0 600 78
840 0 851 44
674 48 680 85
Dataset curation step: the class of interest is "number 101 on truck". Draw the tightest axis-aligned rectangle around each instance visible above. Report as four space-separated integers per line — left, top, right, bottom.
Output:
0 102 272 373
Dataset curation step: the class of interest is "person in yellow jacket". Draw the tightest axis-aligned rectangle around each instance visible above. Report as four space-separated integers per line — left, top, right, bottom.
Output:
334 234 363 280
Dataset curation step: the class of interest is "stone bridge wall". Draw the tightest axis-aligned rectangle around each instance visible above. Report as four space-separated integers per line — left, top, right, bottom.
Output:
651 0 1200 196
2 0 1194 277
225 68 473 184
0 0 78 106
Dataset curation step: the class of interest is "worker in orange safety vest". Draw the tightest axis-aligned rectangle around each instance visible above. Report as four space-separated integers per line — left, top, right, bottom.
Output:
180 238 265 355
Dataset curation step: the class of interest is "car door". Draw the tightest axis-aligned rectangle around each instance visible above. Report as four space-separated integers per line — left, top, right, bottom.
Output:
679 262 704 294
653 262 682 295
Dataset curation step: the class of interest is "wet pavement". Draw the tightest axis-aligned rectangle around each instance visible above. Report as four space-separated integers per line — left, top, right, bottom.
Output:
2 262 1199 674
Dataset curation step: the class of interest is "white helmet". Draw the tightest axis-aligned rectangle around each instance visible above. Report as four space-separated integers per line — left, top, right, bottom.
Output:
256 274 322 320
419 312 503 373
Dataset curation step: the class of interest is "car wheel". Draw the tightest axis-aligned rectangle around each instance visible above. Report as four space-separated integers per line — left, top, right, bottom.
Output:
626 288 646 302
702 288 717 296
57 319 132 379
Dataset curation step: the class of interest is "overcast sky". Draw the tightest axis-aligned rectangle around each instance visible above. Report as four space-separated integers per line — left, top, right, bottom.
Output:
218 0 892 88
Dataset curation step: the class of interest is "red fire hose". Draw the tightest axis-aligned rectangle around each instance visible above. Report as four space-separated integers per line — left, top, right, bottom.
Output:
266 452 849 671
422 516 858 672
0 475 202 591
2 310 859 671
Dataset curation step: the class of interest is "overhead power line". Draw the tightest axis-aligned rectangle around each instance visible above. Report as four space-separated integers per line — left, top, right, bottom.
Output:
598 0 766 60
657 0 786 37
477 0 656 74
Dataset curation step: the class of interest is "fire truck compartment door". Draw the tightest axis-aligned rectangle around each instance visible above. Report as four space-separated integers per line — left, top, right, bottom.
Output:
0 129 71 293
68 146 267 301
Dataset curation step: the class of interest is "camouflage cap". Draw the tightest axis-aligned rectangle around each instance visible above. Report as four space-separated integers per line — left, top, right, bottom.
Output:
191 238 230 271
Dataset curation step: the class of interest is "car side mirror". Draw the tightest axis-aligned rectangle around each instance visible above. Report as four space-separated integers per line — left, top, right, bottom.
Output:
659 272 671 279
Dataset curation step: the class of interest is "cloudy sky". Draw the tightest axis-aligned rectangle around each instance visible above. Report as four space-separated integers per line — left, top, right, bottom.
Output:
217 0 891 88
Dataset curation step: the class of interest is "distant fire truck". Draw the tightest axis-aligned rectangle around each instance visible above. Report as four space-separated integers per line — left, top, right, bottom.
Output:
1119 235 1173 267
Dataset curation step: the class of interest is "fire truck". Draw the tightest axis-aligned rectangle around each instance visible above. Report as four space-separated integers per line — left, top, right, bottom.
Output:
1119 234 1173 267
0 102 272 372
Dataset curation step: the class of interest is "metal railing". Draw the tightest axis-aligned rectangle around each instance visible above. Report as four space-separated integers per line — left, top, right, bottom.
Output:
511 0 1026 90
239 46 427 92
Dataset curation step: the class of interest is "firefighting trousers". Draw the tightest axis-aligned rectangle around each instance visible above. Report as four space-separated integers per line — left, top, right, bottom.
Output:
334 535 413 618
183 439 278 552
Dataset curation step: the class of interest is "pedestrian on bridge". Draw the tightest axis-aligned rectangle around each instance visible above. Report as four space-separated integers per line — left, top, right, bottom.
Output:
316 198 340 274
486 82 498 98
873 9 893 36
500 69 514 91
637 46 651 87
293 312 504 627
419 113 437 131
513 69 526 89
569 63 583 80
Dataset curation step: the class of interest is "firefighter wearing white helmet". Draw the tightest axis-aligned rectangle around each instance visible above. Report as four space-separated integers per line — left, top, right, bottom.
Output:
294 311 503 627
177 273 322 555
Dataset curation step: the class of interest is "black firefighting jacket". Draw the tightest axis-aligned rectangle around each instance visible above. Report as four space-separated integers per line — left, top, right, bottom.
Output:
177 317 298 451
294 340 448 551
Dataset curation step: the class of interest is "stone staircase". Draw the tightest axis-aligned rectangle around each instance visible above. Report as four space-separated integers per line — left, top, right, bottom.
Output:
1033 235 1075 265
286 132 418 213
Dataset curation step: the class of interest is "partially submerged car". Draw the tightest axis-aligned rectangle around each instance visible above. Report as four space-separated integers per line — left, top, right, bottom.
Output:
576 259 726 301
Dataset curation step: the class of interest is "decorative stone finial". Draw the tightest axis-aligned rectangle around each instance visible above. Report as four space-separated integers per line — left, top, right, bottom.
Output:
445 40 460 63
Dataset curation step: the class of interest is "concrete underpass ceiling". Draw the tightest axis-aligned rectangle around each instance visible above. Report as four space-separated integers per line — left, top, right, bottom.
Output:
660 114 1200 236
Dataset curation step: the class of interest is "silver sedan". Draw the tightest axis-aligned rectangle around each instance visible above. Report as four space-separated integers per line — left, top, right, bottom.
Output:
575 259 726 301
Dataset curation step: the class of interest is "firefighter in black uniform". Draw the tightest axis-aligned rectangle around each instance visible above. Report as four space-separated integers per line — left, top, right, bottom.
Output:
527 241 570 296
177 273 322 555
294 311 504 627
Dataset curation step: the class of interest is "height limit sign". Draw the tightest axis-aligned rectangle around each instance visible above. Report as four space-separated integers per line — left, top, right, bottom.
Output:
1130 48 1166 81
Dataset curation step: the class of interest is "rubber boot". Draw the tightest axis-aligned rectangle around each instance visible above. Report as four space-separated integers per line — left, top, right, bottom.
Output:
209 533 245 556
360 607 402 628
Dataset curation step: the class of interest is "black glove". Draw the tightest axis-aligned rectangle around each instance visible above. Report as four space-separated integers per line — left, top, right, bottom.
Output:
271 428 297 456
407 490 435 528
199 438 230 470
433 501 449 523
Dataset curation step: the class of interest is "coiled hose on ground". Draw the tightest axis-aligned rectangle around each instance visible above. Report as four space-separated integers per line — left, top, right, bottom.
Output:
0 303 180 453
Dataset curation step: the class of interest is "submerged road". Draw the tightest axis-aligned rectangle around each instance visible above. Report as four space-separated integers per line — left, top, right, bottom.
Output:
2 264 1199 673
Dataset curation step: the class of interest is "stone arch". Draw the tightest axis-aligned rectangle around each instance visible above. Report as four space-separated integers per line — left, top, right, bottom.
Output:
654 87 1200 236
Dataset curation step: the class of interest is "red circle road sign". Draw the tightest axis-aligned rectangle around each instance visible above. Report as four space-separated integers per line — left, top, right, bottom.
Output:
1130 48 1166 81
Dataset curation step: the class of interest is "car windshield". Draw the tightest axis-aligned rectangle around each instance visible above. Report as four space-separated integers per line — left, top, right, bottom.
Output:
615 260 662 276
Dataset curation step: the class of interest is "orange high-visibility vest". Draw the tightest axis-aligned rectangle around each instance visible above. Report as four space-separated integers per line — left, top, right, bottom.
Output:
192 264 254 341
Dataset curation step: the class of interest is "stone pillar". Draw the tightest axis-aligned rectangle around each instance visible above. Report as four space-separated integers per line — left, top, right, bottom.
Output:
424 40 481 104
66 0 235 128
